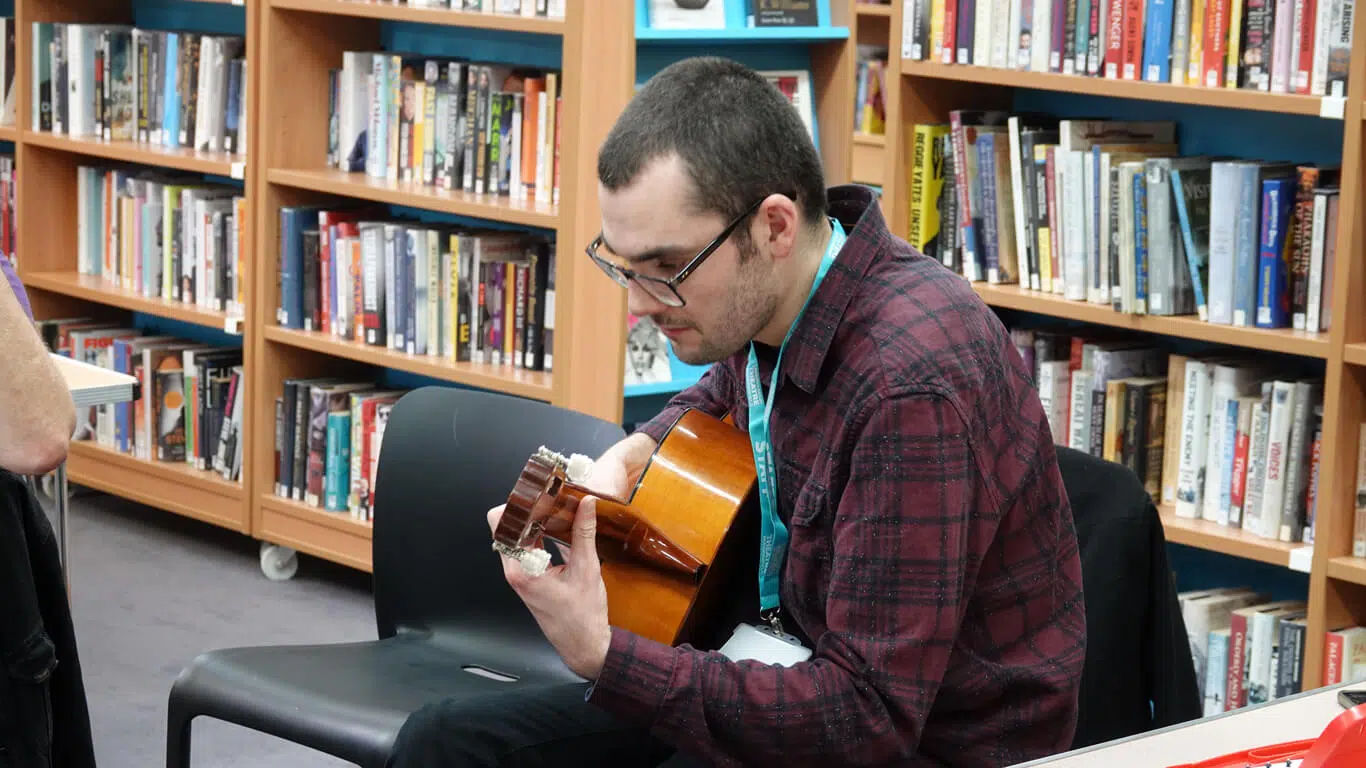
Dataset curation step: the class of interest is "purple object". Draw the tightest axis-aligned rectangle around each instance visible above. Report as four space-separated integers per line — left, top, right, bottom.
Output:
1 253 32 320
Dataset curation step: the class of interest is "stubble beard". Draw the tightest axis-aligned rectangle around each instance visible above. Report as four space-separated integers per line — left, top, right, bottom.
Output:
670 249 779 366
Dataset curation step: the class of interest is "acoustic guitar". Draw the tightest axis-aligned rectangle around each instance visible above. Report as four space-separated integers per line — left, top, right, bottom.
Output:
493 407 759 648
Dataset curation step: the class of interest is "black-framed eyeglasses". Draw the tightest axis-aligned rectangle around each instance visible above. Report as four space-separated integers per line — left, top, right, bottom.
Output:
585 197 765 308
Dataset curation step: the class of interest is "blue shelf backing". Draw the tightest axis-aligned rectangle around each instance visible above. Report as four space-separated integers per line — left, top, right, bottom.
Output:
635 0 845 42
382 21 562 69
133 0 245 35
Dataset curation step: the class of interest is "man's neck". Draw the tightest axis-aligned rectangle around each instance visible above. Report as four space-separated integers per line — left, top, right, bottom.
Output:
753 217 834 348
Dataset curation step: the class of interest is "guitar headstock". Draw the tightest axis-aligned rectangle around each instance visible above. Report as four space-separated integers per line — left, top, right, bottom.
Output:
494 448 568 553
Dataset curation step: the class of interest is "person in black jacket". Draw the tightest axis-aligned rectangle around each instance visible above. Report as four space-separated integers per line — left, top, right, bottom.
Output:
0 263 97 767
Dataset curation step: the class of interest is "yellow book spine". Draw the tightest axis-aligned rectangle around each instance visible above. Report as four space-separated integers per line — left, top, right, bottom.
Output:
1187 0 1207 86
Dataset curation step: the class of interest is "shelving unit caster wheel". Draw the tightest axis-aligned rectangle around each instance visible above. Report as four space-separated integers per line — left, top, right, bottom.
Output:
259 542 299 582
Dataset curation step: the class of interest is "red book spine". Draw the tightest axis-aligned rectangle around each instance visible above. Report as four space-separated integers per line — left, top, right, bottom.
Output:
1121 0 1146 79
1226 612 1248 710
942 0 959 63
1203 0 1232 87
1104 0 1126 76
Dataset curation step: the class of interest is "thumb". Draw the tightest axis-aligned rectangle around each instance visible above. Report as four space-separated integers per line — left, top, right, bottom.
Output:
571 496 601 574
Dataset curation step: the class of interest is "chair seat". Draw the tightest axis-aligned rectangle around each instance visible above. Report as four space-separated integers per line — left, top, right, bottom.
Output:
170 631 583 767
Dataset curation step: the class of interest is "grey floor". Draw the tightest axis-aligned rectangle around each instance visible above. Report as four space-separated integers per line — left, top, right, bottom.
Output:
45 485 378 768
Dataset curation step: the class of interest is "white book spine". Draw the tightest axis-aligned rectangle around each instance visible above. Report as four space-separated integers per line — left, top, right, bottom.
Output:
1064 151 1088 301
1176 361 1213 518
1067 369 1093 451
1259 381 1297 539
1310 0 1337 94
1305 192 1328 333
1280 381 1317 541
1243 390 1273 536
1207 164 1238 324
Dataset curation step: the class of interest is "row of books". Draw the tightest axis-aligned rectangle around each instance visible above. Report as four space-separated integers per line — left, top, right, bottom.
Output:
1180 589 1308 714
909 114 1339 332
277 206 557 372
327 53 561 205
413 0 565 16
1014 328 1322 544
34 318 244 481
900 0 1356 97
273 379 410 521
854 45 888 135
76 164 247 319
33 24 247 156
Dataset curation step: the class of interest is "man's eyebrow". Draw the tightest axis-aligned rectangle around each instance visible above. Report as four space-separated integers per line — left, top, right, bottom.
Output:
600 234 693 265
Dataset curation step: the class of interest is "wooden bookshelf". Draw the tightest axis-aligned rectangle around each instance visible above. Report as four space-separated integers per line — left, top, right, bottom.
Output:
66 441 248 533
13 0 257 541
270 0 566 34
255 494 373 573
851 131 885 186
264 325 555 400
901 60 1336 116
867 0 1366 692
1326 556 1366 587
1159 507 1302 568
1345 343 1366 367
267 168 559 230
972 283 1333 358
23 272 236 330
854 2 893 16
24 131 244 178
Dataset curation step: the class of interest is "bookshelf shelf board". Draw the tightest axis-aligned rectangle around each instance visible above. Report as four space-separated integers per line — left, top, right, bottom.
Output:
635 26 851 43
258 494 373 573
900 60 1331 116
1159 506 1299 567
1327 557 1366 587
0 124 17 143
268 169 559 230
855 3 893 16
67 440 247 533
23 272 235 330
24 131 243 177
971 283 1331 358
268 0 565 34
264 325 555 400
1344 343 1366 366
853 132 886 146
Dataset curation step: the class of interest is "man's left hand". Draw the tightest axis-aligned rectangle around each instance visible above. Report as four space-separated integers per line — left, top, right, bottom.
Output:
486 499 612 680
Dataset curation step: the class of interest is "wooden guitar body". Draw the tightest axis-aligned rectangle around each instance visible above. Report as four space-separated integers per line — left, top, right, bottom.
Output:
495 408 758 647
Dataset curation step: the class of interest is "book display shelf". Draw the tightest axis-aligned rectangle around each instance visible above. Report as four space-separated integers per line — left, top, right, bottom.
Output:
13 0 254 533
869 0 1366 696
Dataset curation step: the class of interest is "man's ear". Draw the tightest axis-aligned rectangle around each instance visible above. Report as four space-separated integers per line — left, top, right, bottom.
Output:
756 194 801 261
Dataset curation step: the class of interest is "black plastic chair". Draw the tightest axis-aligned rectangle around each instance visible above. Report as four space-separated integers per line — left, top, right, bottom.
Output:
165 386 628 767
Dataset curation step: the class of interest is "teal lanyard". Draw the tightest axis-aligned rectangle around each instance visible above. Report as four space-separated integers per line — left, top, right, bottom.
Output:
745 218 846 632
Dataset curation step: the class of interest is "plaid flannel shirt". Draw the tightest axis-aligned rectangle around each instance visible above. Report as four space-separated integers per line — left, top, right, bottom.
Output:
587 185 1087 766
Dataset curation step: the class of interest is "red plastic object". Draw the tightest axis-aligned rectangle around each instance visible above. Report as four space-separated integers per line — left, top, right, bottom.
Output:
1165 703 1366 768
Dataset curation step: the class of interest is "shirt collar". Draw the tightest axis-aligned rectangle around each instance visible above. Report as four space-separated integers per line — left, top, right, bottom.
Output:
777 184 887 395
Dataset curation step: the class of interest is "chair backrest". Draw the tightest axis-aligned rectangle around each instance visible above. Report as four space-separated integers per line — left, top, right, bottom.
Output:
1053 445 1202 749
370 386 627 640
